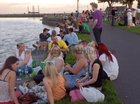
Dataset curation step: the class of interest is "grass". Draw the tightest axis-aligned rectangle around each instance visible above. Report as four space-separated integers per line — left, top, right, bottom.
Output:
118 26 140 34
55 33 122 104
104 20 140 34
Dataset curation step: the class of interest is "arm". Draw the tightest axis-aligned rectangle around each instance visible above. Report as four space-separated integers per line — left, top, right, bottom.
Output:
55 59 64 73
76 74 89 83
45 51 52 61
9 71 19 104
22 50 31 65
43 78 54 104
60 40 69 52
92 19 98 29
65 59 85 74
78 63 100 87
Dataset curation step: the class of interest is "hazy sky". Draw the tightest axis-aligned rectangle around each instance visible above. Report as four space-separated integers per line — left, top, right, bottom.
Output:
0 0 137 14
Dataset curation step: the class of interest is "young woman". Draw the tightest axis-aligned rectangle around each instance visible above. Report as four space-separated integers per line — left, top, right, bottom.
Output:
43 62 66 104
77 46 104 90
0 56 19 104
97 43 119 80
45 45 64 74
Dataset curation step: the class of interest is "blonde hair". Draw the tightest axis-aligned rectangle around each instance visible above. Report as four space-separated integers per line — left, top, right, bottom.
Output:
50 45 61 56
44 62 59 87
72 44 84 54
84 46 97 61
90 2 98 8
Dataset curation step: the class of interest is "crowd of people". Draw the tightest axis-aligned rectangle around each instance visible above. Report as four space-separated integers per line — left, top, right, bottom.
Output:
0 2 119 104
110 7 138 27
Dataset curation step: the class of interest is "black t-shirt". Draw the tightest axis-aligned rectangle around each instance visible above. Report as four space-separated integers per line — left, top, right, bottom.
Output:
111 9 116 16
39 33 50 41
89 59 103 88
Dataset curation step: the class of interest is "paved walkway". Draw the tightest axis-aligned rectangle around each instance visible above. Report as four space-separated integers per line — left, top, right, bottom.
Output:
100 24 140 104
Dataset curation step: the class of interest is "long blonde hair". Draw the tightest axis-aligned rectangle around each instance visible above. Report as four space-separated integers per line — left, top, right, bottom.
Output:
44 62 59 87
71 44 84 54
84 46 97 61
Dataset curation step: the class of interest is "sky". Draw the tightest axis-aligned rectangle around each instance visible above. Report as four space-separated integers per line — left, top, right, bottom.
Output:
0 0 137 14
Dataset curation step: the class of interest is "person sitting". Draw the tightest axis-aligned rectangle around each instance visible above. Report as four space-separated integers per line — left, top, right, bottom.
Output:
49 35 69 61
45 45 64 74
43 62 66 104
47 30 61 43
76 46 105 90
63 27 80 46
96 43 119 80
33 45 64 84
64 44 89 89
33 28 50 50
16 43 33 76
0 56 20 104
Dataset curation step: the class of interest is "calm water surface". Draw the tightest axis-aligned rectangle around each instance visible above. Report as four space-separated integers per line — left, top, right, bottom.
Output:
0 18 52 66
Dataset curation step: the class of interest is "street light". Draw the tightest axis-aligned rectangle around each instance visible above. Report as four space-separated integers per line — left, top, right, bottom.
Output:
77 0 79 12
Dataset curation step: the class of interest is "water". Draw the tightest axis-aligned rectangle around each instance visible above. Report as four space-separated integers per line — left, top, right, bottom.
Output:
0 18 52 66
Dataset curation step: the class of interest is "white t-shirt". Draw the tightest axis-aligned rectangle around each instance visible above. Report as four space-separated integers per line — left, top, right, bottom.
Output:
16 50 33 67
127 12 132 20
47 36 62 43
54 27 60 35
99 53 119 80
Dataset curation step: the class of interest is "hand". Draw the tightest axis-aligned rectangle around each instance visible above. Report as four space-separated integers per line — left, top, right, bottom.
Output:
78 82 84 88
65 64 71 69
76 79 81 83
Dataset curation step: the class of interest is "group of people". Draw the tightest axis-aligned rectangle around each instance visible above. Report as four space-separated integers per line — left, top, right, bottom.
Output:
111 7 137 27
0 2 119 104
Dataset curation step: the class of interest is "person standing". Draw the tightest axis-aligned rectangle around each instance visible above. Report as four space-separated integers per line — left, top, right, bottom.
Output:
90 2 103 44
127 9 133 27
111 7 117 26
132 8 137 25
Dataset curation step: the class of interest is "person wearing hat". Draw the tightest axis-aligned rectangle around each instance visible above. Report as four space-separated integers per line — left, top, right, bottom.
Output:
90 2 103 44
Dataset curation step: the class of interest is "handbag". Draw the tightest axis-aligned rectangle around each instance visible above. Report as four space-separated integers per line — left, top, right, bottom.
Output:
18 92 38 104
80 87 105 103
69 89 85 102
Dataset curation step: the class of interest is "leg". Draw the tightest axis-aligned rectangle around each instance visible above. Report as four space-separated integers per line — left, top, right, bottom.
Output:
43 78 54 104
93 28 102 44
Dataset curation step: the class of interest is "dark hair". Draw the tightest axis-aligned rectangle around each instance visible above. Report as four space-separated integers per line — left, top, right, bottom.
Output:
0 56 19 75
43 28 49 32
96 43 113 62
68 28 73 32
52 30 57 36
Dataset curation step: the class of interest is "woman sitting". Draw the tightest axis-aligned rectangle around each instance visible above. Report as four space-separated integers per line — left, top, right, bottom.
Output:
96 43 119 80
64 44 89 89
0 56 19 104
45 45 64 74
76 46 104 90
33 45 64 84
43 62 66 104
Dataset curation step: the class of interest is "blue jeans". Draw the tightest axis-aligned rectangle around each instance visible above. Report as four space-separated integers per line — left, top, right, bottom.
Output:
16 65 32 76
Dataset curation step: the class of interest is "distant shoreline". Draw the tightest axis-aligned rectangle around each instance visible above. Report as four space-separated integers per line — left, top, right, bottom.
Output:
0 13 70 18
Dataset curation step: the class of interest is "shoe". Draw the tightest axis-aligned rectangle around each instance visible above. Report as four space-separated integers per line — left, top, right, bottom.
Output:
19 85 29 94
32 44 38 49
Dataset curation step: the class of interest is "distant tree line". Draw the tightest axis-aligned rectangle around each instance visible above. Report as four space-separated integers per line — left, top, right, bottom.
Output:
98 0 140 9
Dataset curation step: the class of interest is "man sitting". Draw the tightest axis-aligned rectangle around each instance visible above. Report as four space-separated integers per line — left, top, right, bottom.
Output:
33 28 50 50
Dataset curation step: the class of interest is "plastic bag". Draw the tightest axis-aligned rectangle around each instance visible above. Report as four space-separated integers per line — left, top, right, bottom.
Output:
80 87 105 103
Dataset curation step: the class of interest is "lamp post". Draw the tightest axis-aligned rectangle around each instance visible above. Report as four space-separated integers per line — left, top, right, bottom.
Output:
77 0 79 12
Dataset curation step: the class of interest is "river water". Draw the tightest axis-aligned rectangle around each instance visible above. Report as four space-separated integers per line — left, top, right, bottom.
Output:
0 18 52 66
